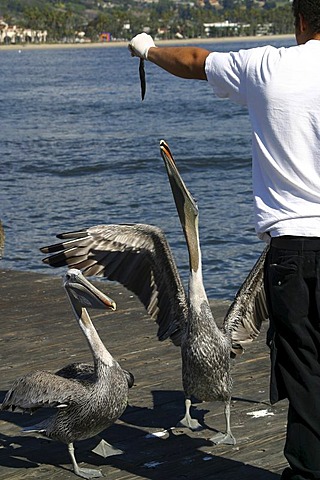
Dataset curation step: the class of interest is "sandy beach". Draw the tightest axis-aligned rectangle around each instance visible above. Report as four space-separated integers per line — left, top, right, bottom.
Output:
0 33 295 51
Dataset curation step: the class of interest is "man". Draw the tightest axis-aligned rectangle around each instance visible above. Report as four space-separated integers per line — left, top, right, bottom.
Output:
129 1 320 479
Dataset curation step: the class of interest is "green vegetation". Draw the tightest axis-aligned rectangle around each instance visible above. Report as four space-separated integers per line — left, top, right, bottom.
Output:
0 0 294 42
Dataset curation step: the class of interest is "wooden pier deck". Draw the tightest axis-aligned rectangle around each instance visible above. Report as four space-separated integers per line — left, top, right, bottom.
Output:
0 269 288 480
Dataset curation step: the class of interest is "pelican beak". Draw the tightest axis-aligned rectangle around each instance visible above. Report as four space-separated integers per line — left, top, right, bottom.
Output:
159 139 198 230
63 268 116 313
160 140 201 272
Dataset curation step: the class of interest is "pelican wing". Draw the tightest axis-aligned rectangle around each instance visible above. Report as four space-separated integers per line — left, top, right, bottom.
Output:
223 246 269 355
56 362 134 388
41 224 187 345
1 371 85 413
55 362 95 381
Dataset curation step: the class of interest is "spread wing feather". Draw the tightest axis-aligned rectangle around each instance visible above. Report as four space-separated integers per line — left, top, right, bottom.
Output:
41 224 187 345
223 246 269 355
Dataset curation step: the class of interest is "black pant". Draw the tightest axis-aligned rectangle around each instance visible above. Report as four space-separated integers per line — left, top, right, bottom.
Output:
264 237 320 480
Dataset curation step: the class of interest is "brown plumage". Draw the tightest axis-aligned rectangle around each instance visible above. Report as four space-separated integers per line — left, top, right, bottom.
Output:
1 269 134 479
40 140 268 444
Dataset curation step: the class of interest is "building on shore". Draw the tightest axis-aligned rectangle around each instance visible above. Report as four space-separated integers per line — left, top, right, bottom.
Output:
0 20 47 45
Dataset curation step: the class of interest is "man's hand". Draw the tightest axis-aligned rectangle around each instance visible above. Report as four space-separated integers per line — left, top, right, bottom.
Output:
128 33 156 60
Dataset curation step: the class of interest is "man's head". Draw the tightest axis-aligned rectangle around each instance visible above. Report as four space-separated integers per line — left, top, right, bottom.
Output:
292 0 320 43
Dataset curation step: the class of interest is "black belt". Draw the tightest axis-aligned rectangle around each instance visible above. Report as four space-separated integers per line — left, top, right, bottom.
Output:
271 235 320 251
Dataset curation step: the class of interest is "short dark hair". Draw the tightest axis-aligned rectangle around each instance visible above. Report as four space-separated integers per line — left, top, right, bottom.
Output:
292 0 320 33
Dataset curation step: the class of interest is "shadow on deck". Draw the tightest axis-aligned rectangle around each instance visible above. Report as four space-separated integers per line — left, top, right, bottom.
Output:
0 269 288 479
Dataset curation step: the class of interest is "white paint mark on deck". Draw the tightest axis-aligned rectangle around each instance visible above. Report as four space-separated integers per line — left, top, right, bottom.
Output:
145 430 168 439
143 460 165 468
247 409 274 418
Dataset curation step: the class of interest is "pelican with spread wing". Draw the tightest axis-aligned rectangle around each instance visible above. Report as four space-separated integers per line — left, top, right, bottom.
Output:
41 140 268 445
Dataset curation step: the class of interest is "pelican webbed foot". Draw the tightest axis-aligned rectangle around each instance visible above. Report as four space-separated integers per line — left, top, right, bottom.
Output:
92 437 124 458
177 397 203 431
74 466 103 479
210 399 236 445
68 443 103 479
210 431 236 445
177 416 203 431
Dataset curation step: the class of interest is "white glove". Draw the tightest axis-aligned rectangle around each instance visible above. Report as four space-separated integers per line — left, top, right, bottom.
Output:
129 33 156 60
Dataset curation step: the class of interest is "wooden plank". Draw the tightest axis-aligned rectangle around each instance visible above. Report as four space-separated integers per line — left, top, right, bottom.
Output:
0 269 287 479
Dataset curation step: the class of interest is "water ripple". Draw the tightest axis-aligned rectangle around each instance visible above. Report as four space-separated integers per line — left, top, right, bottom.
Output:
0 38 295 299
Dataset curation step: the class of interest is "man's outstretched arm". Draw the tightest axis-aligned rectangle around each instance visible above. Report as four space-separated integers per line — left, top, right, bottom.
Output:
129 33 210 80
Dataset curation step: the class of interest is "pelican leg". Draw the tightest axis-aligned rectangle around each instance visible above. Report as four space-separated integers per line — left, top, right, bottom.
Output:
210 400 236 445
68 443 103 479
177 397 203 431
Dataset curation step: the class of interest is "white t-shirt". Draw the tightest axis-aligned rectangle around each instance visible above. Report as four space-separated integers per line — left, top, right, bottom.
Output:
205 40 320 241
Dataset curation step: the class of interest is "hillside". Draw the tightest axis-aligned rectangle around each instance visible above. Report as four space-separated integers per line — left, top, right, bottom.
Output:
0 0 293 43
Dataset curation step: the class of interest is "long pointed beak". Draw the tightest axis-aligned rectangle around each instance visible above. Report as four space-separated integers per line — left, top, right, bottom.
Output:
159 140 198 229
63 268 116 316
160 140 201 272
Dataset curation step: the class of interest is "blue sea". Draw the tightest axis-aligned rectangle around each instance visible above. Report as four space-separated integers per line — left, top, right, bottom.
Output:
0 36 295 299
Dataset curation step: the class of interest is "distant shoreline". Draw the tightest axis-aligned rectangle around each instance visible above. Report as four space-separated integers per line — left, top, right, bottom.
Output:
0 33 295 51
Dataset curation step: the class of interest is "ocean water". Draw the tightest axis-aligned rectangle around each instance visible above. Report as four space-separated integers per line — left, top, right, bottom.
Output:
0 36 295 299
